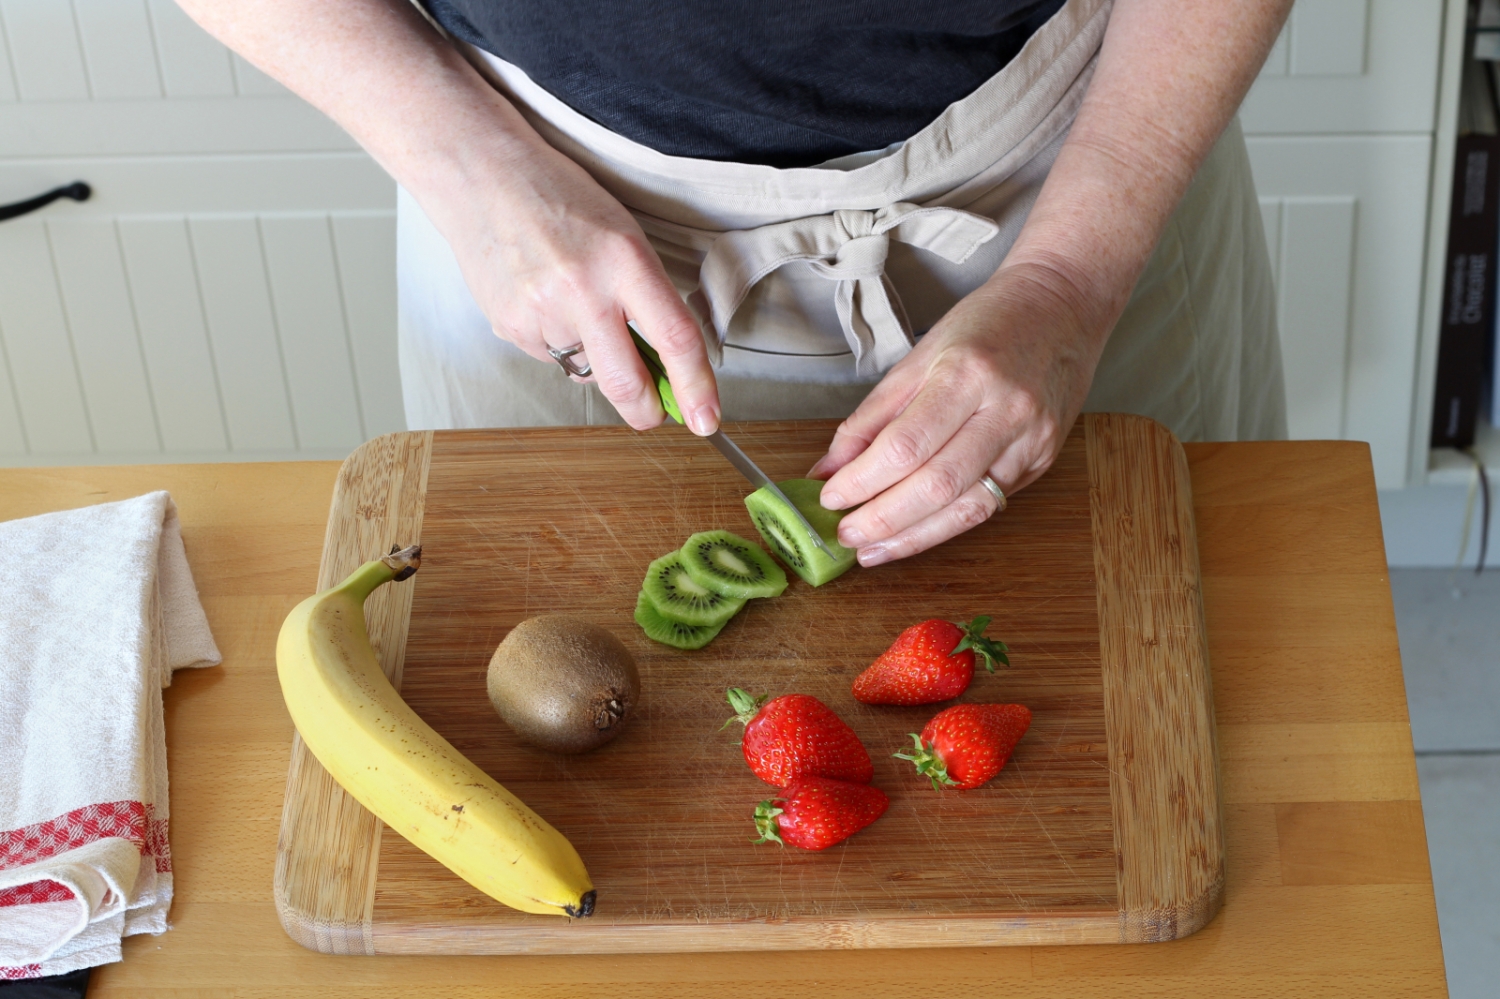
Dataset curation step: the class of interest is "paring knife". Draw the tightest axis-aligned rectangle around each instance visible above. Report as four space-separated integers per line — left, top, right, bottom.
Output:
628 323 838 561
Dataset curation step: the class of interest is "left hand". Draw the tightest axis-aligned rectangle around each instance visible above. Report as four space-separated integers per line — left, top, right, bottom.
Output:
809 262 1108 567
806 0 1296 570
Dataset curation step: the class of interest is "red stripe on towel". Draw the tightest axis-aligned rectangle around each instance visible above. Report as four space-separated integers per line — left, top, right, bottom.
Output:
0 801 149 871
0 964 43 980
0 880 74 907
0 799 173 905
148 816 171 874
0 800 172 914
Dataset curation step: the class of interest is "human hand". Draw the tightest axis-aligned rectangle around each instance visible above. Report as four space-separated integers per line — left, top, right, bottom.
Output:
808 263 1107 566
419 138 720 434
172 0 719 433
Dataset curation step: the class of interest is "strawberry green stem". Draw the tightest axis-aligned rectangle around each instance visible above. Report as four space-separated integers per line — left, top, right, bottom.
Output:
723 687 767 730
752 800 785 845
893 733 957 791
953 616 1010 673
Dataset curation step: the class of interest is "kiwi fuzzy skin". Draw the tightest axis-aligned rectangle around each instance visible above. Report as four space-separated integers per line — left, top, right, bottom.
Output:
487 615 641 755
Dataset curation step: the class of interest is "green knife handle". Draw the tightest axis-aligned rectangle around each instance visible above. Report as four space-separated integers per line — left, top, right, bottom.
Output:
628 321 684 425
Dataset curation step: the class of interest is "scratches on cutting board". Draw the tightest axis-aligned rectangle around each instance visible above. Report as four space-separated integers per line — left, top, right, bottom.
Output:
374 424 1135 934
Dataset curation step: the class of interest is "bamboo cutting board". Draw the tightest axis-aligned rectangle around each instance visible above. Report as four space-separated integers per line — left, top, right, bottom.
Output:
274 414 1222 955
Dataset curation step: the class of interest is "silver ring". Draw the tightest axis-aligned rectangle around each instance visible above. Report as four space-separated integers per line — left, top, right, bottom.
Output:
979 474 1007 512
547 342 591 378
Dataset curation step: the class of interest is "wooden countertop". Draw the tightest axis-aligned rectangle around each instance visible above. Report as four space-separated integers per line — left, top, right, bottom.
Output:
0 440 1448 997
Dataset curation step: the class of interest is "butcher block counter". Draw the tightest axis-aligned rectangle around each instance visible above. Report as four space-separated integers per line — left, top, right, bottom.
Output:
0 430 1448 997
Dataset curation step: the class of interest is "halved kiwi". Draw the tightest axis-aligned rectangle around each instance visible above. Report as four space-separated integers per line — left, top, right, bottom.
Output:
678 530 787 600
641 550 745 626
634 590 726 650
744 478 857 587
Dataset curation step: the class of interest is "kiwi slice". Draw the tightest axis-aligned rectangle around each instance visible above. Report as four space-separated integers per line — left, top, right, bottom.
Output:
744 478 857 587
641 550 745 626
634 590 726 650
678 530 787 600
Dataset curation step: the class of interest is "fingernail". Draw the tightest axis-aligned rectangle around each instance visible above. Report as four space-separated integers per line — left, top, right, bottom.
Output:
858 544 891 567
821 490 845 510
839 524 866 547
689 404 719 436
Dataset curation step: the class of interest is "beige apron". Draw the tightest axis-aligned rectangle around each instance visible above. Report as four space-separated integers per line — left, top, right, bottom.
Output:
398 0 1286 440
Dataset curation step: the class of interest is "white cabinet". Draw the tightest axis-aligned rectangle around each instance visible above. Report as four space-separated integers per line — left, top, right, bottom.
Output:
1240 0 1454 489
0 0 401 465
1246 136 1433 488
1241 0 1444 134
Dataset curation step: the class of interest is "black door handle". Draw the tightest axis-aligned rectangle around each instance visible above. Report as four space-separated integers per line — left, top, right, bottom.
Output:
0 182 91 223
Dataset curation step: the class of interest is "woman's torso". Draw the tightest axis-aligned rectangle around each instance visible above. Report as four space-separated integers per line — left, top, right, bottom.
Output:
422 0 1065 167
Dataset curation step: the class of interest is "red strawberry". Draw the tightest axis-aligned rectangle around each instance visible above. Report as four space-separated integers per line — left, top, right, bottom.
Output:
725 688 873 786
752 777 889 850
895 703 1031 790
852 616 1009 705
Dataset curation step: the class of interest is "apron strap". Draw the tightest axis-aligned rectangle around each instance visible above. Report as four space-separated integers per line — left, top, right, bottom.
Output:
700 203 1001 374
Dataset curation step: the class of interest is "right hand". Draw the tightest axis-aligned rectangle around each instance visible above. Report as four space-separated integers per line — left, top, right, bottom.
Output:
173 0 717 433
418 137 721 435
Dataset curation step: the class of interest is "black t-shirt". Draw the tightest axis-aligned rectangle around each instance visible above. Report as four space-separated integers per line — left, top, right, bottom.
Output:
425 0 1065 168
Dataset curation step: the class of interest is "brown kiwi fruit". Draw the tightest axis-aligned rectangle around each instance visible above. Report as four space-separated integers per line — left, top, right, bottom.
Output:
487 615 641 754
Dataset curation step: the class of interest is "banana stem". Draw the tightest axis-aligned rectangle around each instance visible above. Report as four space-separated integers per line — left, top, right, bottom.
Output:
337 544 422 602
381 544 422 580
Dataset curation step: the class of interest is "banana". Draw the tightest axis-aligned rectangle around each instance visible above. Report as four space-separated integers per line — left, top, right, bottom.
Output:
276 545 595 918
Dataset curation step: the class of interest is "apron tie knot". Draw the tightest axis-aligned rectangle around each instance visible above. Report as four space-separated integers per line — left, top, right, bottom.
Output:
700 202 1001 375
816 231 889 278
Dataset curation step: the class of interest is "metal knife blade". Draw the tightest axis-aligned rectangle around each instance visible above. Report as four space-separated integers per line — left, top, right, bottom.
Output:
705 429 839 561
627 321 839 560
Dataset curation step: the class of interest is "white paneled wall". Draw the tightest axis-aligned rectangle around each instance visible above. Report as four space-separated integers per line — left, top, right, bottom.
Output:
0 212 402 462
0 0 286 102
0 0 399 465
0 0 1455 479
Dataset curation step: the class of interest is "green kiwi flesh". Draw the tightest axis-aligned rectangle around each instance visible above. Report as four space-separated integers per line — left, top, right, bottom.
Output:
744 478 857 586
634 590 726 649
678 530 787 600
641 550 745 626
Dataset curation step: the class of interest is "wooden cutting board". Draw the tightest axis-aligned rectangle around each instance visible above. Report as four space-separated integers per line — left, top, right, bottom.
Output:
273 413 1222 955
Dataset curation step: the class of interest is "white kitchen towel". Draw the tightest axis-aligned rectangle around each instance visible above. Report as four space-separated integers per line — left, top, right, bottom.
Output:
0 492 221 979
